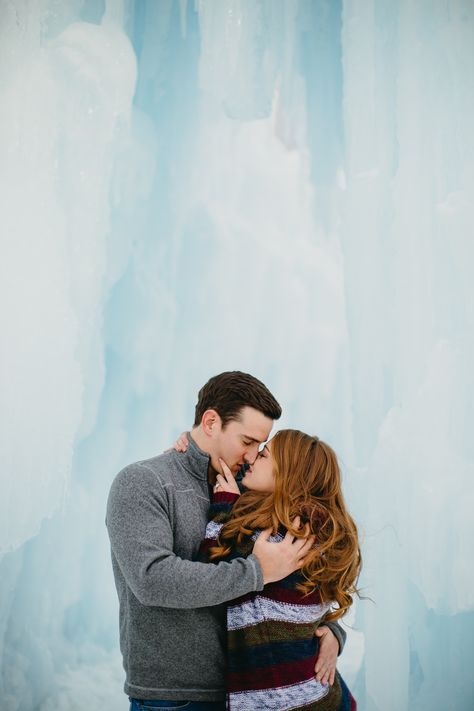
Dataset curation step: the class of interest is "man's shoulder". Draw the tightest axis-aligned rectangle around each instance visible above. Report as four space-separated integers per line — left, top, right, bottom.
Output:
113 450 184 488
136 450 183 480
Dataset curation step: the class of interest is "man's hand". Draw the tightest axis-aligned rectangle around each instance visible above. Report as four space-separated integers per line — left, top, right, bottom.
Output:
253 516 315 584
214 459 240 495
314 626 338 685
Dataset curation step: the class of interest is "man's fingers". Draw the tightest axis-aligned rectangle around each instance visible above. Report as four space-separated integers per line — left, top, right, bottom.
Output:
295 535 316 555
314 626 337 687
283 515 302 543
256 527 274 541
315 667 331 686
291 515 301 529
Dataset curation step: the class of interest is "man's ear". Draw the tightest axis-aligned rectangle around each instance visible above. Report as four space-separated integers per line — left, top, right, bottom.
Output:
201 409 222 436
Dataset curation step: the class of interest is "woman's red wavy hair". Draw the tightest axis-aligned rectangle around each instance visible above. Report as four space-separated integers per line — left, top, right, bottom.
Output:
210 429 361 621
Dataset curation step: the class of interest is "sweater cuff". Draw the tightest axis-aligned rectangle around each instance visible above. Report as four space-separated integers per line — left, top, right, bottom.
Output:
247 553 265 591
212 491 240 504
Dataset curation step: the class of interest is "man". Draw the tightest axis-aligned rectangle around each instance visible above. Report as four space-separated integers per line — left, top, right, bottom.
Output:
107 371 345 710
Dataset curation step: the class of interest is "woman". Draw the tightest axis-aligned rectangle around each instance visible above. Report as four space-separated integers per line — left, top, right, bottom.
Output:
198 429 360 711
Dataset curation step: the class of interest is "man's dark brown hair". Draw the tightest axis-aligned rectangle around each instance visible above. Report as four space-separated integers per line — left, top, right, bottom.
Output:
193 371 282 427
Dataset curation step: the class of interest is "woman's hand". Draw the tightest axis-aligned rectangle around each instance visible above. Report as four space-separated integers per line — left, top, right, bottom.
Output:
165 432 189 453
213 458 240 495
314 626 338 685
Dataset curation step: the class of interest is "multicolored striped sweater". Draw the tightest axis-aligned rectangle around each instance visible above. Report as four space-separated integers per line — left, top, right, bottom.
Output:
199 491 356 711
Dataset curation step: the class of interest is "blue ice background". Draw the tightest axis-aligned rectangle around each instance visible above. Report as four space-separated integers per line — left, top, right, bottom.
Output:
0 1 473 709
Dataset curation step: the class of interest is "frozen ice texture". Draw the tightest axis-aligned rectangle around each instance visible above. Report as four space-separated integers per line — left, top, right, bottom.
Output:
0 1 473 709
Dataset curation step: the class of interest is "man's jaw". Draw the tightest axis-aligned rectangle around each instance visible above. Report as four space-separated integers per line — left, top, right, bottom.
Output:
211 459 242 477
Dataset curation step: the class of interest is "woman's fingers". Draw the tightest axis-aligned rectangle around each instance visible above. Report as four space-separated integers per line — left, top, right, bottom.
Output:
215 474 226 487
214 470 240 494
171 432 189 452
178 434 190 451
218 457 233 481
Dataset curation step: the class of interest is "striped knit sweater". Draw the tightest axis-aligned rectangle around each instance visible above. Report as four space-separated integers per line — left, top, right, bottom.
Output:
199 491 356 711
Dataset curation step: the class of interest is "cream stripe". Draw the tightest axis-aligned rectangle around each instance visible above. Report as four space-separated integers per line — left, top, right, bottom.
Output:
205 520 223 540
227 595 331 630
229 676 330 711
250 531 284 543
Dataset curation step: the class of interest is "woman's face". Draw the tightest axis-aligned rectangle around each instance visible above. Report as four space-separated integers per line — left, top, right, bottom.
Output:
241 438 275 492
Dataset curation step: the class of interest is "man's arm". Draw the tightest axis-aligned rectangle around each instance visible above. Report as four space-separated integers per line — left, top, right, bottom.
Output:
314 622 346 686
106 463 311 608
320 620 346 655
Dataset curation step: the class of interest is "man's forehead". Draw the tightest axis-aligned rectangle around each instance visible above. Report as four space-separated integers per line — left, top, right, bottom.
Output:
237 410 272 440
231 421 270 440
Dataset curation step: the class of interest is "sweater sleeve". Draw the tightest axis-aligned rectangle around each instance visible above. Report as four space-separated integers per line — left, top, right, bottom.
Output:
106 466 263 609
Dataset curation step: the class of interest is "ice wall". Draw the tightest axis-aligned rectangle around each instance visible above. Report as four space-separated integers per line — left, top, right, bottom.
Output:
0 1 473 709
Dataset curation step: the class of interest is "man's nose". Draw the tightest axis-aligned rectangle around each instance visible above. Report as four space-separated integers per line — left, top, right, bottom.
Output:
244 449 258 465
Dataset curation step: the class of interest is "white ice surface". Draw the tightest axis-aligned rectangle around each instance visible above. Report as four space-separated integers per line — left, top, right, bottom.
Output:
0 1 473 710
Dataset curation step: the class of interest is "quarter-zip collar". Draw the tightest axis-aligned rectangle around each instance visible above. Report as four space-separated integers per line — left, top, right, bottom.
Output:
181 431 211 481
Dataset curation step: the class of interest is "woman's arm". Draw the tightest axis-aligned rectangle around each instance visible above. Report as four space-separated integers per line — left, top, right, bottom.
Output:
197 490 240 563
197 456 243 563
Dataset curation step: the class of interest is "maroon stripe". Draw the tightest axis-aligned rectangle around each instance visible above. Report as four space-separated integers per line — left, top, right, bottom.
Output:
199 538 217 561
199 539 217 555
258 586 322 605
227 656 315 692
228 587 322 609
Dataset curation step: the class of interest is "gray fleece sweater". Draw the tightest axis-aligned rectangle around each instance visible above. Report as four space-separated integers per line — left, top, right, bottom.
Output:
106 436 346 701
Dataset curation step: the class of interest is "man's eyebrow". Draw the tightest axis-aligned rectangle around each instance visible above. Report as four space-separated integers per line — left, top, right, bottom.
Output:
241 435 262 443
